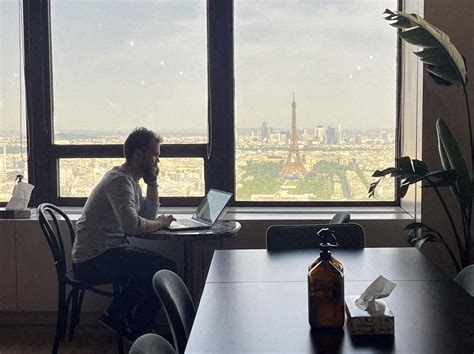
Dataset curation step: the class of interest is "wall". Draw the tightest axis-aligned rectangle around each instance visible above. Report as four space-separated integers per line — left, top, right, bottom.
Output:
421 0 474 276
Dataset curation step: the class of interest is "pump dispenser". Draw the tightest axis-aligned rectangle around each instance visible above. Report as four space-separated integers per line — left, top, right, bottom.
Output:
308 228 344 329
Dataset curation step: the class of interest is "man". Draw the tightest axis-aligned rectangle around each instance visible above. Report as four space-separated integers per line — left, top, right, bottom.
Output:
72 127 176 339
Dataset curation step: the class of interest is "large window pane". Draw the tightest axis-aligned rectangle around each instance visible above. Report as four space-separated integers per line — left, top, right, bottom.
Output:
59 158 204 198
0 0 28 202
235 1 397 202
51 0 207 144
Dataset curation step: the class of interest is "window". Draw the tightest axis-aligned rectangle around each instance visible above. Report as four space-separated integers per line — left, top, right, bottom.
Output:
0 0 28 202
50 1 208 143
235 1 397 202
20 0 398 207
59 158 204 198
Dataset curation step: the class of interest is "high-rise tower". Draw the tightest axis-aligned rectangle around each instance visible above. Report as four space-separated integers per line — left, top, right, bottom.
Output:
281 94 306 179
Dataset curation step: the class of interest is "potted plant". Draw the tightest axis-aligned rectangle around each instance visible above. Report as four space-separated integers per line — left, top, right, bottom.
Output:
369 9 472 272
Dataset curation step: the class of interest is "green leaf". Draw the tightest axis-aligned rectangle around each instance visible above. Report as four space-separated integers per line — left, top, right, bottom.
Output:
396 156 415 175
384 10 467 86
372 167 399 178
368 180 381 198
399 27 439 47
412 159 429 175
404 222 426 231
415 47 451 66
436 119 473 208
400 184 410 198
406 222 443 248
426 65 462 85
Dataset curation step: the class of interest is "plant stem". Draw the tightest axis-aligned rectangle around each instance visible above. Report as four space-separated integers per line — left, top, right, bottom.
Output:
429 181 464 263
463 84 473 168
460 206 469 268
462 84 473 265
439 233 462 272
468 203 473 264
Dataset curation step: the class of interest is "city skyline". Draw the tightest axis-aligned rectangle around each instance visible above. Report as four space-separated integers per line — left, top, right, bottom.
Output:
0 127 395 202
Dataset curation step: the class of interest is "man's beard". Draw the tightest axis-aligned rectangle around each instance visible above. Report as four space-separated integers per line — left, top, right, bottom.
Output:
141 161 154 177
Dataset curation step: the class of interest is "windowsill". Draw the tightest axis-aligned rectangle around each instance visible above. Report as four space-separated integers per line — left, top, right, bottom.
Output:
1 206 414 222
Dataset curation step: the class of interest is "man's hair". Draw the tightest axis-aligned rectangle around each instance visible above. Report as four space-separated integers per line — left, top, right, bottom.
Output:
123 127 162 160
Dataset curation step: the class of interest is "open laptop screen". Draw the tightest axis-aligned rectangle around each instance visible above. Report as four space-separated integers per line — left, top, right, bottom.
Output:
192 189 233 225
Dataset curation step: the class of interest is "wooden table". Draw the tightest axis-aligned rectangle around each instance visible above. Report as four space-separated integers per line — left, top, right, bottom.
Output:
133 220 241 293
186 248 474 353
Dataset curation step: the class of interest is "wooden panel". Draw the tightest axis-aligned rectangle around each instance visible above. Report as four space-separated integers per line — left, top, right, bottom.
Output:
15 220 109 312
0 221 17 311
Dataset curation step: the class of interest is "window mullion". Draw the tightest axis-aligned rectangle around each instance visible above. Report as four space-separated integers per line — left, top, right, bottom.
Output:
23 0 53 205
206 0 235 196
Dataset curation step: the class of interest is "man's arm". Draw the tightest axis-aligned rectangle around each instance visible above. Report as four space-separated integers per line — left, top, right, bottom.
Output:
143 214 175 233
107 176 173 235
142 163 175 231
146 182 159 204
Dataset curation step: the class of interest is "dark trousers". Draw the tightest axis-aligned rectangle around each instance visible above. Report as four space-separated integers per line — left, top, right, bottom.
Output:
75 246 176 332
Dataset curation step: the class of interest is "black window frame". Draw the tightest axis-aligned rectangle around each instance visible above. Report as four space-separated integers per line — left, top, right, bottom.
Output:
19 0 400 208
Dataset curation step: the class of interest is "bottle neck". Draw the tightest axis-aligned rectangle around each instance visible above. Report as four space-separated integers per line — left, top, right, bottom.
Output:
320 248 332 260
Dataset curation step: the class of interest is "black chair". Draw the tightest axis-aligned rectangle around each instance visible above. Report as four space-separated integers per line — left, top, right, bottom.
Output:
153 270 196 354
37 203 127 354
454 265 474 296
129 333 176 354
266 212 364 251
328 211 350 224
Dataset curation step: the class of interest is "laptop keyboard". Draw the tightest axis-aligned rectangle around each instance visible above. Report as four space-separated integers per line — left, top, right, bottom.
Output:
172 219 203 227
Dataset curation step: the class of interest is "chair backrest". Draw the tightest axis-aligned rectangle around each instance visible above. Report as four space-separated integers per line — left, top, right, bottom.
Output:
37 203 75 278
129 333 176 354
266 223 365 251
329 212 350 224
153 270 196 354
454 265 474 296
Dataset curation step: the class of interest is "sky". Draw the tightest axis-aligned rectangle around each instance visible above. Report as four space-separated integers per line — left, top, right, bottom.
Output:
1 0 397 134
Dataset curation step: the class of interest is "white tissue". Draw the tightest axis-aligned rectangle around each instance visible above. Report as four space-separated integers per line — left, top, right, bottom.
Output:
6 182 35 210
355 275 396 312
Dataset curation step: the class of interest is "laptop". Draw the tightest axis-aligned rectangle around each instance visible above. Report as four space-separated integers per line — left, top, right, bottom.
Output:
167 189 233 231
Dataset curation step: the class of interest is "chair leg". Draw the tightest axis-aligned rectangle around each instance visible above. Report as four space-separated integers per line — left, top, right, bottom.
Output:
116 332 124 354
113 282 125 354
54 282 67 353
68 288 79 341
52 335 60 354
75 289 86 326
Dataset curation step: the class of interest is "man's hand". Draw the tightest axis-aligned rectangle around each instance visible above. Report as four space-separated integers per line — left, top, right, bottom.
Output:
143 162 159 186
156 214 176 228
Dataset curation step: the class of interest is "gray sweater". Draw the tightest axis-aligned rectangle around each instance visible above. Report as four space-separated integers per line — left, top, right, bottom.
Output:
72 164 159 263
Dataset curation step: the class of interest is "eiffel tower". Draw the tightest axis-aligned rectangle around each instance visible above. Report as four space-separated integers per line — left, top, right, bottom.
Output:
280 94 306 179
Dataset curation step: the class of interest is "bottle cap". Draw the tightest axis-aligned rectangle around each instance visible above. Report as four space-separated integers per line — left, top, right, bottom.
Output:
316 228 339 260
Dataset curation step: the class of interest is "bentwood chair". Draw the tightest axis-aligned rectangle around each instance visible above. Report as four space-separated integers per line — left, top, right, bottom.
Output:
266 212 364 251
454 265 474 296
37 203 127 354
129 333 177 354
153 270 196 354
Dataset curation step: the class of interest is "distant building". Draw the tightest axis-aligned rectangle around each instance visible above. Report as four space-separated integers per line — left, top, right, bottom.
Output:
261 122 270 142
326 126 338 144
314 125 325 143
0 146 7 181
355 134 362 144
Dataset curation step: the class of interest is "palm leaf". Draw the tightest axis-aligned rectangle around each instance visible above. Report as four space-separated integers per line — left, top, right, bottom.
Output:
436 118 474 208
383 9 467 86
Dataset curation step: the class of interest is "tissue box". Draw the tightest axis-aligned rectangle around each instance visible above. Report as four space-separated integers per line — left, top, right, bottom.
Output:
0 209 32 219
345 295 394 335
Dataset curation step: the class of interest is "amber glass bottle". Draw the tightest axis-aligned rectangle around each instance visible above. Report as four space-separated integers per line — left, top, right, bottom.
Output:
308 228 344 329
